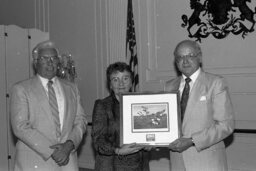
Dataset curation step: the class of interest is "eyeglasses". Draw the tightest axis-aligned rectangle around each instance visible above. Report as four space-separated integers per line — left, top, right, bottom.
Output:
38 56 59 63
111 76 131 85
176 52 200 62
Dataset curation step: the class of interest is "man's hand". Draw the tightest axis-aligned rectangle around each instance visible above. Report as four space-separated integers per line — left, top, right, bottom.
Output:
50 140 75 166
169 137 194 153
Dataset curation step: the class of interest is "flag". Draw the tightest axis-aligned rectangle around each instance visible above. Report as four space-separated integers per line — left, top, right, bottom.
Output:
126 0 139 92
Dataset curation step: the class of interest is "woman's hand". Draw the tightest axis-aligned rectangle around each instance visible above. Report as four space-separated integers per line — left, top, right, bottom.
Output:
142 145 154 151
115 143 143 155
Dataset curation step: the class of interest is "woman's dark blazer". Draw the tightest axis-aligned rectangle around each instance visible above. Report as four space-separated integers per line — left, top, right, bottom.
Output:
92 94 148 171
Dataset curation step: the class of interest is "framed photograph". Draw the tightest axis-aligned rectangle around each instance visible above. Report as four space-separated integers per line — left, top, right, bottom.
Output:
120 92 180 146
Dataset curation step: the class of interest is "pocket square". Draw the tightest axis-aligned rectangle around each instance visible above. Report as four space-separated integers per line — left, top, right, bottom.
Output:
200 96 206 101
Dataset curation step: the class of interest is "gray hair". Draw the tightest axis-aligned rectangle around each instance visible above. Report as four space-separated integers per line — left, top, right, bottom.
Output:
173 39 202 58
32 40 59 74
32 40 59 60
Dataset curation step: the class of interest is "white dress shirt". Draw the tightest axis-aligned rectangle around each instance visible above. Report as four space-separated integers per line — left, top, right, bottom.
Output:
38 75 65 130
179 68 201 98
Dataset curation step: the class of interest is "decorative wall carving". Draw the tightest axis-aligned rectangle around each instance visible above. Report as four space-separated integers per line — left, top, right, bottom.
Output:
181 0 256 42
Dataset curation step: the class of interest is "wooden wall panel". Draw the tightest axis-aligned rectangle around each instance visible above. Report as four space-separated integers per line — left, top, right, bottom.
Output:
0 25 49 171
0 25 9 171
5 25 31 170
5 25 30 90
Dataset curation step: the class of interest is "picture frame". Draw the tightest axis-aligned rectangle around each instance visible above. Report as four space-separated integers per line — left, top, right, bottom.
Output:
120 92 180 147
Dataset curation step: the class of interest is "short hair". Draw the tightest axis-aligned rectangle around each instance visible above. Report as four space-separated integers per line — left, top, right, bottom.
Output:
32 40 59 74
173 39 202 58
32 40 59 60
106 62 133 92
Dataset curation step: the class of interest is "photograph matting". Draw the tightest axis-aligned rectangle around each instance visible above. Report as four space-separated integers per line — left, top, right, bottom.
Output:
120 92 180 146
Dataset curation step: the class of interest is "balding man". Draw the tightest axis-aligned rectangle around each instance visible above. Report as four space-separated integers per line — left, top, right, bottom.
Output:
10 40 87 171
164 40 234 171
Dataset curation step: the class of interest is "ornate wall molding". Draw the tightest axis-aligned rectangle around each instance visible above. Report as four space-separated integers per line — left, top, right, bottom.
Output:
146 65 256 81
34 0 50 32
107 0 127 64
95 0 129 98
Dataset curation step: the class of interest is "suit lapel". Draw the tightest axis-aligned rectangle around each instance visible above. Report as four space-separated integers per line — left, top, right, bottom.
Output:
31 76 55 125
183 71 206 125
58 79 71 136
166 77 181 92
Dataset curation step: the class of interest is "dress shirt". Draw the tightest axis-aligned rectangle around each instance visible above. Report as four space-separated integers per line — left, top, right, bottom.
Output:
179 68 201 98
38 75 65 130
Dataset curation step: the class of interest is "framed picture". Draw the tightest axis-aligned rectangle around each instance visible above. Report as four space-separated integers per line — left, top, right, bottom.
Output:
120 92 180 147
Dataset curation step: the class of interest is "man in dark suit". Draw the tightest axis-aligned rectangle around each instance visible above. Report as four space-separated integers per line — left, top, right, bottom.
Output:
10 40 87 171
165 40 234 171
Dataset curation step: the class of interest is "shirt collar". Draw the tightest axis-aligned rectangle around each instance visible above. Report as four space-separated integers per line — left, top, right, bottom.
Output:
182 68 201 83
37 74 57 87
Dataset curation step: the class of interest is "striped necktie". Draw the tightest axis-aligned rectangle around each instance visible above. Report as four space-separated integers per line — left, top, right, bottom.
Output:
48 80 61 138
180 77 191 122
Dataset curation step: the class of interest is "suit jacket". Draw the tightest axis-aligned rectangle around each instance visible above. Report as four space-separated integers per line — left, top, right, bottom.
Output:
164 70 234 171
92 94 147 171
10 76 87 171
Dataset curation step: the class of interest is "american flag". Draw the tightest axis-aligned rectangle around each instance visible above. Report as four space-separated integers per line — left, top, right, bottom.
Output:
126 0 139 92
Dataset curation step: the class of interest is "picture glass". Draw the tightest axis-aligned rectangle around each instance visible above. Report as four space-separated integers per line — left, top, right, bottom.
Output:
120 92 180 146
132 103 169 132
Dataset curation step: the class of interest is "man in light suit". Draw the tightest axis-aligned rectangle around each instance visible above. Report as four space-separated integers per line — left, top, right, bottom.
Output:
10 40 87 171
165 40 234 171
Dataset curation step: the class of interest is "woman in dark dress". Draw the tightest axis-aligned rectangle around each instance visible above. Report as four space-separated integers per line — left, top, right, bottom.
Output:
92 62 149 171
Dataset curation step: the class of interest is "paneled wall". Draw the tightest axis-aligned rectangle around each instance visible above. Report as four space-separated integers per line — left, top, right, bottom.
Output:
138 0 256 130
136 0 256 170
0 25 49 170
0 25 9 171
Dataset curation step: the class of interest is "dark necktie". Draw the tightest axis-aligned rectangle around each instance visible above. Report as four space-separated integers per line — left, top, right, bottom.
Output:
48 80 61 138
180 77 191 122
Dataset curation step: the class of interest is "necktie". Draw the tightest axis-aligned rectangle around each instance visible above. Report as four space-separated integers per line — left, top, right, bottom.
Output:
180 77 191 122
48 80 61 138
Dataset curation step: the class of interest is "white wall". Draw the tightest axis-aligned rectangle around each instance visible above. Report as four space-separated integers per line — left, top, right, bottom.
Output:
137 0 256 129
136 0 256 170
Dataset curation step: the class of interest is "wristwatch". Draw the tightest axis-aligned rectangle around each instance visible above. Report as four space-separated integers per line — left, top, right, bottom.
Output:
191 138 195 146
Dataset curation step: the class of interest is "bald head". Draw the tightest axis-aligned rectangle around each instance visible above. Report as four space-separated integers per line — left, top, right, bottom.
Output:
173 40 202 77
174 40 201 58
32 40 58 60
32 40 60 79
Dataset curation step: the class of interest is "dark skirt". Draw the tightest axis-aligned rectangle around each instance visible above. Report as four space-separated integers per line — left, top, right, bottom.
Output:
94 151 149 171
